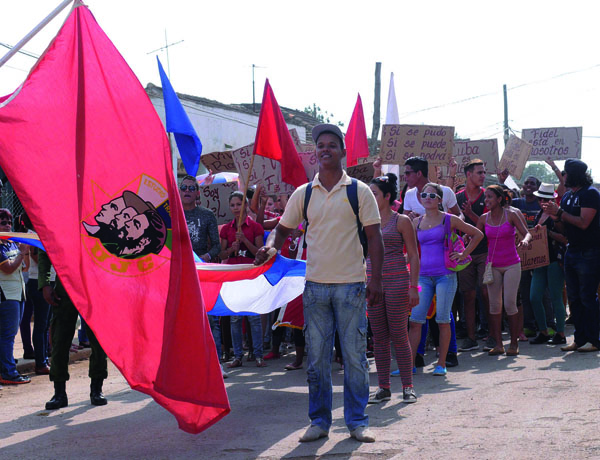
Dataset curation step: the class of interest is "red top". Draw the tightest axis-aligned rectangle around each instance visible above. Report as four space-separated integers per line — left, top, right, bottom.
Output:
220 216 264 264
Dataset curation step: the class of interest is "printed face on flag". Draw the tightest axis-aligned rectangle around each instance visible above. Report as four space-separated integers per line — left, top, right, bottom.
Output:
82 178 170 269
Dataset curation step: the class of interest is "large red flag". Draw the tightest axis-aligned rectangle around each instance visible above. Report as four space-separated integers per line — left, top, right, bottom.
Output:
253 80 307 188
345 94 370 167
0 5 229 433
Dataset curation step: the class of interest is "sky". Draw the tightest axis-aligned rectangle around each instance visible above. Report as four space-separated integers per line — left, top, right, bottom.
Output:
2 0 599 181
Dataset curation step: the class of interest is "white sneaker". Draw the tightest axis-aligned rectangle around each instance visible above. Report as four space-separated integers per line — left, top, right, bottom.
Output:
350 426 375 443
221 364 229 379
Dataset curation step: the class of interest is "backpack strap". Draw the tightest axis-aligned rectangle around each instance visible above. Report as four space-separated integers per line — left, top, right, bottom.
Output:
302 183 313 251
347 178 368 259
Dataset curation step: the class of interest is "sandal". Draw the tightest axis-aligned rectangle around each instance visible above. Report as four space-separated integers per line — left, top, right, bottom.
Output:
227 358 243 368
518 333 528 342
488 346 505 356
506 347 519 356
285 362 303 371
256 358 267 367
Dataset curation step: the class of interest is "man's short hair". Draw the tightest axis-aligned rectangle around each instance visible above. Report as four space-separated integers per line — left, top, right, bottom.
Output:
404 157 428 177
464 159 484 176
180 175 197 185
524 176 541 188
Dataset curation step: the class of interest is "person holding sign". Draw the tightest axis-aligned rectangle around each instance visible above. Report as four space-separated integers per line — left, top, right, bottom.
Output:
476 186 531 356
410 183 483 376
541 159 600 353
529 184 568 345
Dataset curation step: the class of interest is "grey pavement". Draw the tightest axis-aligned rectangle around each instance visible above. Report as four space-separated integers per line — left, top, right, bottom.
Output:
2 324 600 459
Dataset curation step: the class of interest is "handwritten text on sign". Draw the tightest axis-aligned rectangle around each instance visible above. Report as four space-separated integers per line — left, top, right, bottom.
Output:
232 143 296 195
298 150 319 182
198 182 238 225
498 135 533 180
516 226 549 271
521 127 582 161
380 124 455 166
346 161 375 184
453 139 499 173
200 151 236 173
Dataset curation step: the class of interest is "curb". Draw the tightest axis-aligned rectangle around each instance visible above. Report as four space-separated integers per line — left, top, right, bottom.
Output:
16 348 92 375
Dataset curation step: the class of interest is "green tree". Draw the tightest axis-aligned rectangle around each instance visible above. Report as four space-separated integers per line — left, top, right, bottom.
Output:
303 104 344 127
520 162 557 183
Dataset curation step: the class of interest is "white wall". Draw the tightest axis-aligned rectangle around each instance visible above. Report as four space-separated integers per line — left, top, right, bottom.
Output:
150 96 306 167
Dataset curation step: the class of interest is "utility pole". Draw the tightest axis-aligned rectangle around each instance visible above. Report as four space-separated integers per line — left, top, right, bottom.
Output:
503 84 509 148
370 62 382 155
252 64 256 112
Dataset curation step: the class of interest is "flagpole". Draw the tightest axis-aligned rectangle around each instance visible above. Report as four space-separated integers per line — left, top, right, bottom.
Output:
237 153 256 231
0 0 75 69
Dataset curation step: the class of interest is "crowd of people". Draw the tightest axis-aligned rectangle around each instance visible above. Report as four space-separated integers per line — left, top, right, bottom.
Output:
1 125 599 445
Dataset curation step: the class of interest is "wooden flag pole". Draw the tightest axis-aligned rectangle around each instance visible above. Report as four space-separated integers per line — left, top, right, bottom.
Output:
237 152 257 232
0 0 75 69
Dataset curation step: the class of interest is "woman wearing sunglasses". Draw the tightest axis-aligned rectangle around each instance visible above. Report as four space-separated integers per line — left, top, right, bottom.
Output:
0 209 30 385
476 185 531 356
409 183 483 376
529 184 568 345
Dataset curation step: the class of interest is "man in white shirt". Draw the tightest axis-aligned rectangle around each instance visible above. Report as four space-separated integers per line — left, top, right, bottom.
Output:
402 156 461 217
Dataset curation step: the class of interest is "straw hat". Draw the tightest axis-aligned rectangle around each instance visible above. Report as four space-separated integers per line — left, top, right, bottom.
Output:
533 183 557 199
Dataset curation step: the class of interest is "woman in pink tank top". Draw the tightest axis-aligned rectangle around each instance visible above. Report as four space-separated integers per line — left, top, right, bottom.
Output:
476 185 531 357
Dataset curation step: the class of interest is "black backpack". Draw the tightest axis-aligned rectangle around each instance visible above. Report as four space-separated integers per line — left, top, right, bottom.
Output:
302 178 368 259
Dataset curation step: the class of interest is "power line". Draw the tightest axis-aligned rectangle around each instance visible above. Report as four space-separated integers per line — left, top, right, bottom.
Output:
398 63 600 119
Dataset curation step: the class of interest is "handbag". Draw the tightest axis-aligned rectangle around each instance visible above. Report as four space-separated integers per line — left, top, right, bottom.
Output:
443 214 471 272
482 261 494 285
483 213 500 285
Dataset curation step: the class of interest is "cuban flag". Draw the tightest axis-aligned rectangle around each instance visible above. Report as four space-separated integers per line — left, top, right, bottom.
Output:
197 255 306 316
0 232 45 251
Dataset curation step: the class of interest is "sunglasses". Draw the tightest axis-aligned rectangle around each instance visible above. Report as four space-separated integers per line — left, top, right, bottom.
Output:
180 185 198 192
0 220 11 226
420 192 440 199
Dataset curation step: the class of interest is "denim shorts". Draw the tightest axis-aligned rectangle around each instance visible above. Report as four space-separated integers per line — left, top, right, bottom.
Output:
410 273 457 324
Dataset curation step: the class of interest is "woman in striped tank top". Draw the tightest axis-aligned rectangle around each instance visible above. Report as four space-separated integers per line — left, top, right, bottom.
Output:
366 173 421 404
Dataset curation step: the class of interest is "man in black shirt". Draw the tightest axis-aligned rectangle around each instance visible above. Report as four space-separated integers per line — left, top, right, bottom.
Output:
542 159 600 352
456 159 490 352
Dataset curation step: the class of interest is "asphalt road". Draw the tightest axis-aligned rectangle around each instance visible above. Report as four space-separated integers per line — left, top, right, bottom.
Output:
1 325 599 459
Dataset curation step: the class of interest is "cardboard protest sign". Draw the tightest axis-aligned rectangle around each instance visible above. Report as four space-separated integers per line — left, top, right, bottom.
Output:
521 127 582 161
298 150 319 182
197 182 238 225
498 135 533 180
289 128 302 149
453 139 499 174
380 124 455 166
346 160 375 184
200 151 236 173
516 226 549 271
436 139 499 187
232 143 297 195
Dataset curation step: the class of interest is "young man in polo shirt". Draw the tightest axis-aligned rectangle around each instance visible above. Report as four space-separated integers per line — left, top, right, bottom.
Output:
255 124 384 443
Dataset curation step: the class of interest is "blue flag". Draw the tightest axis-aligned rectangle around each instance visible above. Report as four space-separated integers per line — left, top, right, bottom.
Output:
157 57 202 176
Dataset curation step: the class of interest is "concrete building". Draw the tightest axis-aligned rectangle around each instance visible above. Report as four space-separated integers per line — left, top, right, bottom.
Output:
145 83 319 175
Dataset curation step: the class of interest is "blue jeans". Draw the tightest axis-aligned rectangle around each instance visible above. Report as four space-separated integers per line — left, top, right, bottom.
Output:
564 247 600 348
303 281 369 431
26 279 52 368
208 315 222 359
411 274 458 324
0 299 25 378
230 315 263 359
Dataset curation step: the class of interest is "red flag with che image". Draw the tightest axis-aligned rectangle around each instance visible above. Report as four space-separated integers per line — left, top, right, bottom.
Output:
253 80 307 188
0 4 228 433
